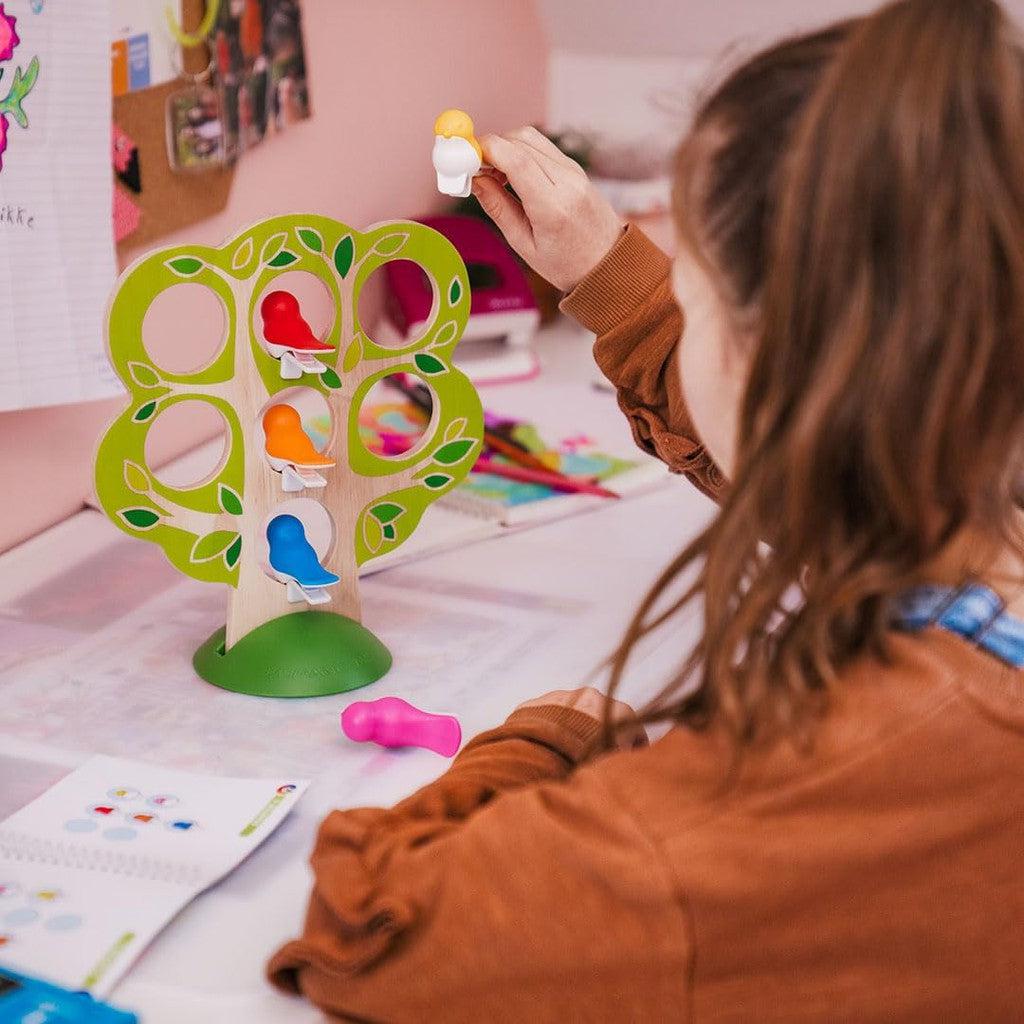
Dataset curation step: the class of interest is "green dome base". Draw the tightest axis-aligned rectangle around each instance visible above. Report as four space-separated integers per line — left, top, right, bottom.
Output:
193 611 392 698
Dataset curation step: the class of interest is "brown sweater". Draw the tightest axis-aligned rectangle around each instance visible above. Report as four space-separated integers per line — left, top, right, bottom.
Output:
268 227 1024 1022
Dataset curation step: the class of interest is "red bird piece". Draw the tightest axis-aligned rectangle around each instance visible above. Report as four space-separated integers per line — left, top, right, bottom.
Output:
260 291 335 355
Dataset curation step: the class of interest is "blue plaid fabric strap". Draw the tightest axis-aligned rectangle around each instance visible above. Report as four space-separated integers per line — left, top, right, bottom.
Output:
894 583 1024 668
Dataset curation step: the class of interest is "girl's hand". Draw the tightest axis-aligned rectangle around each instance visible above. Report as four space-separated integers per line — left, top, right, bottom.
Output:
516 687 648 750
473 127 624 292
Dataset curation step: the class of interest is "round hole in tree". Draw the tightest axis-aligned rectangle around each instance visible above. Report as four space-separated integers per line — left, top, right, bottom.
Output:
259 498 335 579
355 373 435 461
358 260 438 349
254 271 336 358
144 401 230 489
142 284 227 375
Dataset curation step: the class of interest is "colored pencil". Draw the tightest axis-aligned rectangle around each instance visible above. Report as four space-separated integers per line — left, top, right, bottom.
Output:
473 456 620 499
387 375 574 476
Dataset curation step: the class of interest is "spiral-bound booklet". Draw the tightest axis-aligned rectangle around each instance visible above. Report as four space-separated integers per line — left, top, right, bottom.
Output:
0 755 308 996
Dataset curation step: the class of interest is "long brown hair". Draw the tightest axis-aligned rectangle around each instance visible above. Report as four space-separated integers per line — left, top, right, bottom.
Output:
607 0 1024 746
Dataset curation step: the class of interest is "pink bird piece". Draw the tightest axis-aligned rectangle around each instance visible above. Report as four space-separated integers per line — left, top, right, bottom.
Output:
341 697 462 757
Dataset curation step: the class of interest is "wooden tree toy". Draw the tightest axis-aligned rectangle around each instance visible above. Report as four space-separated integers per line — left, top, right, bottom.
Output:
95 214 483 697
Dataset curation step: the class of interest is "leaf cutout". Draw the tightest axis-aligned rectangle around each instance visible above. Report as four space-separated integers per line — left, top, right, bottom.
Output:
127 361 161 388
166 256 203 277
224 536 243 569
132 400 158 423
448 277 463 305
268 249 298 268
444 417 467 443
297 227 324 253
370 502 405 524
382 523 397 541
232 237 255 271
423 473 452 490
218 483 243 516
118 507 160 531
260 232 289 266
342 335 362 372
321 368 342 390
123 460 150 494
371 233 409 257
430 320 459 349
333 235 354 278
434 439 475 466
191 530 238 563
362 513 383 554
414 353 447 375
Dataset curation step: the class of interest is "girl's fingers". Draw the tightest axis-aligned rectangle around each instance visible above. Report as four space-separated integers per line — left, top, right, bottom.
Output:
506 125 582 173
476 166 509 188
471 175 534 256
481 134 557 215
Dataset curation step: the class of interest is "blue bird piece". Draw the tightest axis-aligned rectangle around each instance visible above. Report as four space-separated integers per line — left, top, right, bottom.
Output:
267 514 339 588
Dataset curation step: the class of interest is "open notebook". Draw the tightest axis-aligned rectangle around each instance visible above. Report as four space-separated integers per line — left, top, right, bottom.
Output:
0 756 308 996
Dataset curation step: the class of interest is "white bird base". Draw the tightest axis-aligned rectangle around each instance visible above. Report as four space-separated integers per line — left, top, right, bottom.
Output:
279 350 328 379
285 579 332 606
280 464 328 493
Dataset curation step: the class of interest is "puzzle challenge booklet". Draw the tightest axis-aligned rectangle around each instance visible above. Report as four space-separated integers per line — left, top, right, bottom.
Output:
0 755 308 995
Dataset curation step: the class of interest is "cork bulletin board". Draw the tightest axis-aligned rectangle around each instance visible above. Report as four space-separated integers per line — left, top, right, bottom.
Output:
113 0 235 253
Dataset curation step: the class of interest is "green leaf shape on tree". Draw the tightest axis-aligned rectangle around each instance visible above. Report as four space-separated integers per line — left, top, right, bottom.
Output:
343 335 362 372
261 233 289 267
118 507 161 531
127 361 161 389
333 235 354 278
191 530 239 563
370 502 405 524
321 368 342 390
123 460 151 494
422 473 453 490
297 228 324 253
444 418 467 443
382 524 397 540
268 249 299 269
232 237 255 272
224 536 242 569
414 353 447 376
448 278 463 305
218 483 244 516
133 400 159 423
166 257 204 277
371 233 409 257
362 513 383 554
433 439 476 466
430 321 459 350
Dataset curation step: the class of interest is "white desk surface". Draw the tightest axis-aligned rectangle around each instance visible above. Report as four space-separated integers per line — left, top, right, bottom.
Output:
0 320 714 1023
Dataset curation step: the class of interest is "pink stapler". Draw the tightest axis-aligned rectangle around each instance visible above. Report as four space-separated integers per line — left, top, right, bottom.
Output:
380 216 540 385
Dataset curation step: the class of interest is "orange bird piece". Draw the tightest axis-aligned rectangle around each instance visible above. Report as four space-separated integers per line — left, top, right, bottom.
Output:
263 404 335 469
260 291 336 356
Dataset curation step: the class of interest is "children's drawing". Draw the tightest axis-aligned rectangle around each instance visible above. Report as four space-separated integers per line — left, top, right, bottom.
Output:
0 5 39 173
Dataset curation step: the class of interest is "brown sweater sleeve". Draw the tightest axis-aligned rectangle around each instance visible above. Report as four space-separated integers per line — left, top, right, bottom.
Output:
267 706 691 1021
560 224 726 502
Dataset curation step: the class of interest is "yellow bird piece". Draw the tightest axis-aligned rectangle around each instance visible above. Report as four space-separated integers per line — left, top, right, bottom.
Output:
433 109 483 160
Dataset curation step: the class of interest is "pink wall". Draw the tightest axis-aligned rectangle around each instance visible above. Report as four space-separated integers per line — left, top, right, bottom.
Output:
0 0 547 553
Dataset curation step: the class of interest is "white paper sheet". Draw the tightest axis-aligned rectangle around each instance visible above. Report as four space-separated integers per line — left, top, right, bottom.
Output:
0 0 119 412
0 756 309 995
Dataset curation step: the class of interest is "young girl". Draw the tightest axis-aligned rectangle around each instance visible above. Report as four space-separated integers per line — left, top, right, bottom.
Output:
269 0 1024 1018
